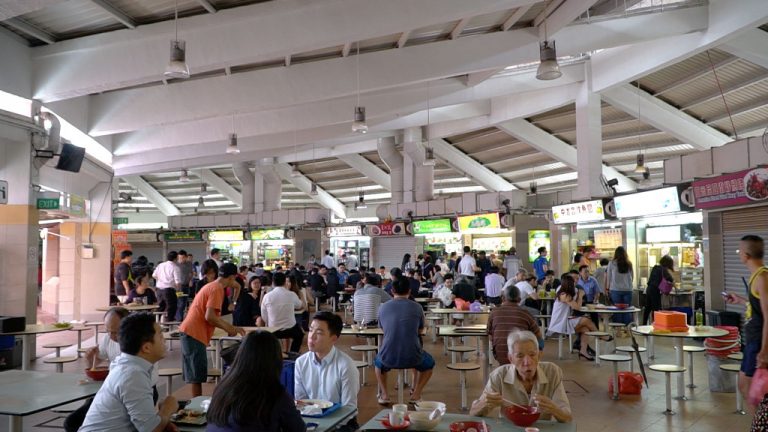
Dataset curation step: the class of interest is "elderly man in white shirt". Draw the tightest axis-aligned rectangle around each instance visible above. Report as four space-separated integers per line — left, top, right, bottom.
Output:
295 311 359 431
262 272 305 352
153 250 182 322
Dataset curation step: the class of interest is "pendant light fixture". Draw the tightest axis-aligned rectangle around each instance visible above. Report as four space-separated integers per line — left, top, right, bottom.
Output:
226 113 240 154
200 183 208 196
356 190 367 209
634 153 647 174
179 169 190 183
198 195 205 207
352 42 368 133
423 82 436 166
164 0 190 79
536 23 561 81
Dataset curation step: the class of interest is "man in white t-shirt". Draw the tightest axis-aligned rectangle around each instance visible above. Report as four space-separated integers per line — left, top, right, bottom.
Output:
458 246 478 283
502 247 521 281
515 274 541 316
321 250 335 269
262 272 305 352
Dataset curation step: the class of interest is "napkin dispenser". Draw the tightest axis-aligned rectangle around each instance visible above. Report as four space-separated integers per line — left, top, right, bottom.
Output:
0 316 25 333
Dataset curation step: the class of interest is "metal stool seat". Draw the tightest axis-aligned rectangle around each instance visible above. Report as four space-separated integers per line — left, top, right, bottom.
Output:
720 364 746 415
649 364 686 415
158 368 183 396
447 362 480 411
682 345 706 389
585 331 612 366
43 342 73 357
44 356 78 373
599 354 632 400
615 346 646 372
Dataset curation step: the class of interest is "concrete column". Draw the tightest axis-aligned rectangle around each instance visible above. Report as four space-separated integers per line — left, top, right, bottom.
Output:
402 127 435 202
574 61 604 200
402 130 416 204
233 162 256 213
377 137 403 205
256 159 282 212
0 133 39 322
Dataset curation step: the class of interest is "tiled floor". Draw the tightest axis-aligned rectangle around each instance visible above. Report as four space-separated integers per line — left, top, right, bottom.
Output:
0 311 754 432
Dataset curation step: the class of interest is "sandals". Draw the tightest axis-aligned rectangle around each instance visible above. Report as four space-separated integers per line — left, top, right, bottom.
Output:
378 397 391 405
578 352 595 361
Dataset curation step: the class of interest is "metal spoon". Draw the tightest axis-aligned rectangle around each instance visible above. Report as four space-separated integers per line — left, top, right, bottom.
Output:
429 408 441 420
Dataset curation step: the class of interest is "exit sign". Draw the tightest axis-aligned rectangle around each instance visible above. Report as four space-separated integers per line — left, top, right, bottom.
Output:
37 198 60 210
113 217 129 225
0 180 7 204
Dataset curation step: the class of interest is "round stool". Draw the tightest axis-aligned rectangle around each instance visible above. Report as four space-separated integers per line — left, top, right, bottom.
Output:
447 345 475 364
351 345 378 370
608 322 626 339
649 364 686 415
43 341 72 357
727 352 744 361
85 322 104 343
615 346 646 372
152 311 165 322
585 331 612 366
353 360 368 387
534 315 550 337
599 354 632 400
682 345 706 389
68 327 89 357
207 368 222 384
44 356 78 373
447 362 480 411
158 368 183 397
339 302 352 322
720 364 746 415
425 316 442 343
553 333 573 360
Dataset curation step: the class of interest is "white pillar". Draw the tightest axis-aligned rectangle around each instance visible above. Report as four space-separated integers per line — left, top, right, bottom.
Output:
574 61 604 200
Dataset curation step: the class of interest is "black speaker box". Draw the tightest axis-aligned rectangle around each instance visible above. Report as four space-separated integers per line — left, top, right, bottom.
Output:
0 316 26 333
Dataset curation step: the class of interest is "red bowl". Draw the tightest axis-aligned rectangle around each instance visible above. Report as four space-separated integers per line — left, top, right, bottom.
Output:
380 419 410 430
614 303 629 309
85 367 109 381
449 421 491 432
503 405 540 427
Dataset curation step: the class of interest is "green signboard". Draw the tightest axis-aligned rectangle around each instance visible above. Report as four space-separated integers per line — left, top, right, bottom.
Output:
528 230 551 263
37 198 60 210
164 231 203 242
412 218 452 235
250 229 285 240
112 217 129 225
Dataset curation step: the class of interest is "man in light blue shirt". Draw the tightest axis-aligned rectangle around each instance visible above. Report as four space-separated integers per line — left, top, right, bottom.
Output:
578 265 601 303
80 313 178 432
295 312 359 430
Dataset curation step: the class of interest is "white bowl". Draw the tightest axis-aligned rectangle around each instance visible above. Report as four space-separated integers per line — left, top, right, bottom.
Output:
414 401 446 413
408 411 441 430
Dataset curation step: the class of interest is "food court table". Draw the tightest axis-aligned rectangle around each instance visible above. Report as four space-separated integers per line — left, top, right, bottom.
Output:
631 325 728 399
342 327 385 347
360 409 576 431
0 370 102 432
95 304 160 312
438 325 491 382
176 396 358 432
578 306 641 331
0 324 73 371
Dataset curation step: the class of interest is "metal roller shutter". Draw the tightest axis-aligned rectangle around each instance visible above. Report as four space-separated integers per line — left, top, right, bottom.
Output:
722 206 768 314
371 237 416 271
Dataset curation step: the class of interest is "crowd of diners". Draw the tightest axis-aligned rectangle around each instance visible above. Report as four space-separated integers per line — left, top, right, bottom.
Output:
88 242 693 431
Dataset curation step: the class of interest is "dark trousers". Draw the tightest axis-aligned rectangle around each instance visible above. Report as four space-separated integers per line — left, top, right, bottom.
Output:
159 288 177 322
176 296 189 321
65 386 158 432
643 288 662 325
486 296 502 306
274 323 304 353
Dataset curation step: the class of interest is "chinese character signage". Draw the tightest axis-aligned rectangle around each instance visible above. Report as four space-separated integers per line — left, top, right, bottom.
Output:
412 219 452 235
164 231 203 242
693 167 768 209
458 213 501 233
368 222 407 236
208 230 244 241
594 228 623 250
326 225 363 237
551 200 605 224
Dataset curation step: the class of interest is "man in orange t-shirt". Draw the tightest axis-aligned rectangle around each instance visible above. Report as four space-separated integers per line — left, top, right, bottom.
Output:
179 262 245 397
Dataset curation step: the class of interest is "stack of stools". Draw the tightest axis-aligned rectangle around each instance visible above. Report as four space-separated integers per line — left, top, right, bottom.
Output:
615 345 646 373
649 364 687 415
446 362 480 411
42 341 77 373
158 368 183 396
599 354 632 400
682 345 706 388
719 363 746 415
585 331 612 366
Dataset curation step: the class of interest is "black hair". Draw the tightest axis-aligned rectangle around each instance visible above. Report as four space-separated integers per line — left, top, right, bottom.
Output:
659 255 675 271
489 266 499 274
178 250 188 256
273 272 287 287
119 313 156 355
211 248 220 256
167 250 178 262
538 246 547 254
573 253 583 264
569 269 579 275
742 235 765 259
401 254 411 268
613 246 632 274
379 265 386 270
463 246 471 253
201 259 219 277
365 273 381 286
120 250 133 259
545 270 555 276
312 311 343 337
207 331 284 427
559 275 576 299
390 267 403 279
393 278 411 295
599 258 609 266
578 265 589 272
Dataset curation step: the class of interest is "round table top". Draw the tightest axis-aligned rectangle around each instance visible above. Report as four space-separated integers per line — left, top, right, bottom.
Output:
649 364 687 373
429 308 490 314
95 304 160 312
631 325 729 338
579 306 641 314
341 327 384 336
0 324 73 336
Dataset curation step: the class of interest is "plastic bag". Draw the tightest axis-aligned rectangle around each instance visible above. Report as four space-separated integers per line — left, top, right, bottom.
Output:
608 371 644 395
750 368 768 407
454 298 470 311
469 301 483 312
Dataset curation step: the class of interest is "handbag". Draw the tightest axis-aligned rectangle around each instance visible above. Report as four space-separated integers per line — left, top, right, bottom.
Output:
659 277 674 295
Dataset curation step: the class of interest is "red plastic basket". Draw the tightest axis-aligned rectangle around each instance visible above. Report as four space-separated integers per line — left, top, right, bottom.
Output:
704 326 740 358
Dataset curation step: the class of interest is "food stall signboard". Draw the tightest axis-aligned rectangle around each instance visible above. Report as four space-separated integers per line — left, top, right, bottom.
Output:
412 219 452 234
595 228 623 250
458 213 500 233
551 200 604 224
250 229 285 240
208 230 244 241
614 187 681 218
646 226 681 243
368 222 407 236
528 230 550 263
326 225 362 237
164 231 203 242
693 167 768 209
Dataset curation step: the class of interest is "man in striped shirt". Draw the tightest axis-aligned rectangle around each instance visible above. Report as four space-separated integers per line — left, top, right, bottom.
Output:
352 273 392 325
487 284 543 364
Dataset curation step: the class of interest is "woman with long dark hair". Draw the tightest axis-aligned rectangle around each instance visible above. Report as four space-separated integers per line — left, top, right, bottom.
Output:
401 253 413 272
606 246 634 324
548 275 609 360
207 331 305 432
643 255 675 325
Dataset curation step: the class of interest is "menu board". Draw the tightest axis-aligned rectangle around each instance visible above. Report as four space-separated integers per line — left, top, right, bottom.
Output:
552 200 605 224
208 230 244 241
594 228 623 250
413 219 452 234
250 229 285 240
645 226 681 243
528 230 551 263
614 187 681 218
164 231 203 242
693 167 768 209
326 226 363 237
458 213 501 233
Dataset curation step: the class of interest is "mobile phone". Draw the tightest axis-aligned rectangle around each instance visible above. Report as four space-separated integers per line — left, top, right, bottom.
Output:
721 291 730 298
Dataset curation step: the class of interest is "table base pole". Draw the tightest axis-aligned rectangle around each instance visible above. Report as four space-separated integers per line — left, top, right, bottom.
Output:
9 415 22 432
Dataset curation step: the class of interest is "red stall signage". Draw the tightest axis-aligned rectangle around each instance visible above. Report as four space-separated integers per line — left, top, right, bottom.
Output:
693 167 768 209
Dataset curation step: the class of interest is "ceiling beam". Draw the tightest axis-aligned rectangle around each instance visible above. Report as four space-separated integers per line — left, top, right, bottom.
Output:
502 5 532 31
601 84 731 150
122 176 181 216
450 17 471 40
196 0 217 13
590 0 768 92
33 0 536 102
89 6 705 136
274 163 346 219
87 0 136 29
721 29 768 70
397 30 410 48
336 154 391 191
430 139 516 192
3 17 56 44
496 119 637 193
536 0 601 40
341 42 352 57
200 169 242 209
